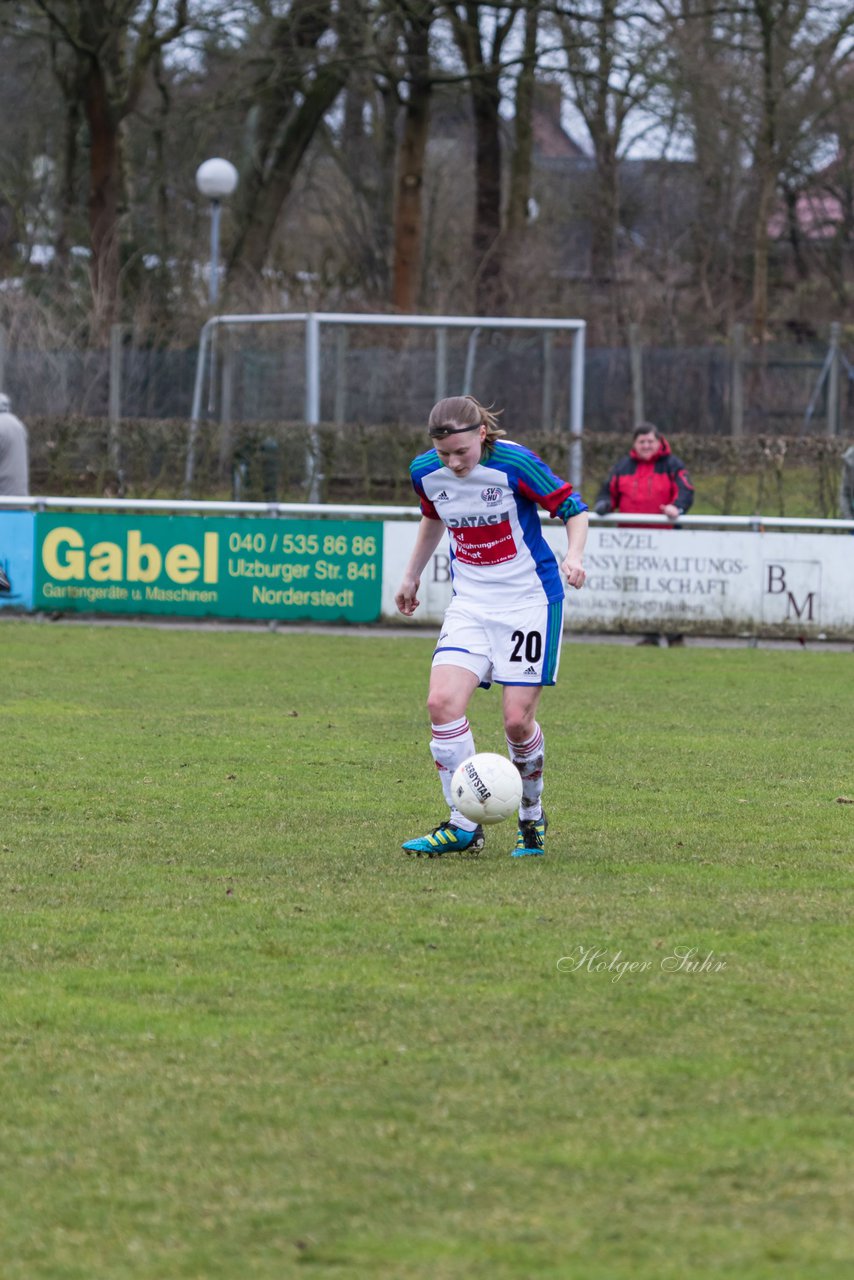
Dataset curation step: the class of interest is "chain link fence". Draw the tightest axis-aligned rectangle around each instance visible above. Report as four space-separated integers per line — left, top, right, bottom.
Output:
3 330 852 437
5 323 853 515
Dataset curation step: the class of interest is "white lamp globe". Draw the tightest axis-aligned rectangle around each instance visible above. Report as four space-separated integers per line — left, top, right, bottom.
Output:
195 158 239 201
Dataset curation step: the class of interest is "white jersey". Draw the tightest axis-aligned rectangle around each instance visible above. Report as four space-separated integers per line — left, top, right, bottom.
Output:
410 439 587 608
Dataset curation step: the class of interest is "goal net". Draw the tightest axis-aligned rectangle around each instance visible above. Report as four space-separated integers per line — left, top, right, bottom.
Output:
186 313 586 499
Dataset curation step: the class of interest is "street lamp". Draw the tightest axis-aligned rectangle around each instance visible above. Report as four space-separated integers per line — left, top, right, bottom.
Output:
195 158 239 306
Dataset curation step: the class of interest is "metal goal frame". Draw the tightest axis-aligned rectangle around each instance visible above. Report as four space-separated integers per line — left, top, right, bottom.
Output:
186 312 586 498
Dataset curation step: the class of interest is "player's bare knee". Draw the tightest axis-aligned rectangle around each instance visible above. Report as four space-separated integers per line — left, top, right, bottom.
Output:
504 712 534 744
427 690 458 723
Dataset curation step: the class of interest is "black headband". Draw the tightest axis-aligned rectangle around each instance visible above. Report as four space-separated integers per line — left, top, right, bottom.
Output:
429 422 481 440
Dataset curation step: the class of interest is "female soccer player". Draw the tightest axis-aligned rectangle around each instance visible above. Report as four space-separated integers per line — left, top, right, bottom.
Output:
395 395 588 858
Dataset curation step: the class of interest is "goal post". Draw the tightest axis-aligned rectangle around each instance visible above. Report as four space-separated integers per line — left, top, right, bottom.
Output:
185 312 586 499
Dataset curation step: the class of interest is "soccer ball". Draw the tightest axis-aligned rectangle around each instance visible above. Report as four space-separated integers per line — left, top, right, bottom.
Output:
451 753 523 825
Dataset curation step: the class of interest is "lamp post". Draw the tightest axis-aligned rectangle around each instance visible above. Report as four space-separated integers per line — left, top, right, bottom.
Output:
195 158 238 307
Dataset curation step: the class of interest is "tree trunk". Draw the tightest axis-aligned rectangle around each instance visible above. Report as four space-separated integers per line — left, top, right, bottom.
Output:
751 0 778 348
506 0 539 234
55 95 82 278
781 184 810 281
83 62 124 341
590 139 619 283
470 68 504 312
391 12 433 312
372 80 398 295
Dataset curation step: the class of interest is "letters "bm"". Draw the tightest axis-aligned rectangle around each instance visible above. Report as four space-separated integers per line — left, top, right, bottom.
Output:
765 563 818 622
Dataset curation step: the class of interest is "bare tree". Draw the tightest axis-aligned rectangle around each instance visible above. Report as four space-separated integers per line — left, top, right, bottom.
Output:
391 1 438 311
662 0 854 340
225 0 353 288
749 0 785 346
316 2 401 300
661 1 752 327
804 52 854 304
443 2 526 312
506 0 540 234
553 1 666 289
757 0 854 322
28 0 191 341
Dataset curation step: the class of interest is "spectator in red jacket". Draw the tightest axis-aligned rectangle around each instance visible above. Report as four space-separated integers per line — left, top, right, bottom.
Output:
594 423 694 646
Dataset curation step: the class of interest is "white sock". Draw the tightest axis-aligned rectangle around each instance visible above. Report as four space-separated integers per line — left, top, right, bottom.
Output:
507 723 544 821
430 716 477 830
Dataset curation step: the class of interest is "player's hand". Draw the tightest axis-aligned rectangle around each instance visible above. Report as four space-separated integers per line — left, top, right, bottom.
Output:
562 557 586 590
661 503 680 520
395 576 421 616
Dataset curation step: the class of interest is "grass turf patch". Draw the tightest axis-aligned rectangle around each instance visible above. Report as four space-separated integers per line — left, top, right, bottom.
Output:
1 620 852 1278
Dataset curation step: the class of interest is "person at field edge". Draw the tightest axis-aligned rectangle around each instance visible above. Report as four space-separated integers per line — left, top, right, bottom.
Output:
593 422 694 647
0 392 29 594
395 395 589 859
840 445 854 529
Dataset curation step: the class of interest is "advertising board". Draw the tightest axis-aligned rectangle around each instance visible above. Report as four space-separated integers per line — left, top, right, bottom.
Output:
34 514 383 623
380 521 854 639
0 511 35 611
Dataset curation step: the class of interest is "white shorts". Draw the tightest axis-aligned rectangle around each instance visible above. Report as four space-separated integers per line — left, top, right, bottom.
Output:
432 597 565 687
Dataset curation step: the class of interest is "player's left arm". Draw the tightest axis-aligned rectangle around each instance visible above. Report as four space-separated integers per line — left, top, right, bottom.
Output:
560 510 588 590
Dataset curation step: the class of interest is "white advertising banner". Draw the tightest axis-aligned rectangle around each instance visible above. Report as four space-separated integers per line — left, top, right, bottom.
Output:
381 521 854 639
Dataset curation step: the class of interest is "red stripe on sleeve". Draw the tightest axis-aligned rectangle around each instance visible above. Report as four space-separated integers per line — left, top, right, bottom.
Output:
518 478 575 516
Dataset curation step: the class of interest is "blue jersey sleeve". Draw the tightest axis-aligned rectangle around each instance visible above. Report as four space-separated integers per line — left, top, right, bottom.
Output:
489 441 588 520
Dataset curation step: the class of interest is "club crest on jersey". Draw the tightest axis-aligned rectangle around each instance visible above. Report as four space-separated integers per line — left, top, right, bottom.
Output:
481 486 503 504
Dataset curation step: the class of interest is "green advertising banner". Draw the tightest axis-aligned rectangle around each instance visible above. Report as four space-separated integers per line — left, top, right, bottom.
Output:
34 514 383 622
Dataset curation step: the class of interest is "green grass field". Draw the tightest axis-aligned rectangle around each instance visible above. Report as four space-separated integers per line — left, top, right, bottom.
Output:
1 620 852 1280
